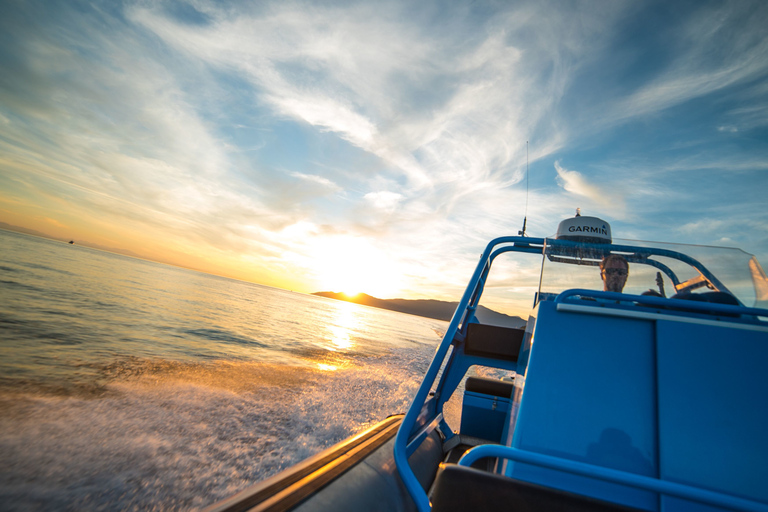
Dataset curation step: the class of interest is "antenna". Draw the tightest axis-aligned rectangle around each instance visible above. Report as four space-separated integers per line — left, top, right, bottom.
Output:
656 272 666 297
518 141 529 236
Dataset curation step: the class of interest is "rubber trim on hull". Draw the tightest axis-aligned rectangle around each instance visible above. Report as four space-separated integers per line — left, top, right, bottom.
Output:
203 415 404 512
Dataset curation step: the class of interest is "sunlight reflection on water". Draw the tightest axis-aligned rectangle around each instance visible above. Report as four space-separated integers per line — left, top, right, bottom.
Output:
325 301 359 351
0 229 446 511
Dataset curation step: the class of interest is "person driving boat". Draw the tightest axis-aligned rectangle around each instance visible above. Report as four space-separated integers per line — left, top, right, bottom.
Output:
599 254 628 292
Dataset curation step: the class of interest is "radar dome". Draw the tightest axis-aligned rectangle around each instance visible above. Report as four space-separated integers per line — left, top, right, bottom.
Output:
555 210 612 244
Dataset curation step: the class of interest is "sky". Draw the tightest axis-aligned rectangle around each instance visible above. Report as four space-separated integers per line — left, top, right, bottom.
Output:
1 0 767 307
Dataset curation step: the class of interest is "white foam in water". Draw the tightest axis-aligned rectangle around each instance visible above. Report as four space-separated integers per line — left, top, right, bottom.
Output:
0 351 433 511
0 231 444 510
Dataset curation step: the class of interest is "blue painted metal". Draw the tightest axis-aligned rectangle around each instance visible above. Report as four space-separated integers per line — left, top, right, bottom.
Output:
431 351 516 417
655 321 768 505
393 235 537 511
405 413 444 458
457 445 768 512
392 238 510 512
393 234 768 511
460 391 511 442
509 299 659 509
556 289 768 322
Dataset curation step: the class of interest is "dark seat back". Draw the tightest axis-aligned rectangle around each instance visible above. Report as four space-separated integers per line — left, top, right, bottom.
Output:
431 464 644 512
464 323 524 361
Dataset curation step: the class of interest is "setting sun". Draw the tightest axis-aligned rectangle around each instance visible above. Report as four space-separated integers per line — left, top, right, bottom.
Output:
314 235 402 298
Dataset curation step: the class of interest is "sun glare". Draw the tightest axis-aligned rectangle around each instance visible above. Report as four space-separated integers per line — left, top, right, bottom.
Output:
314 235 401 298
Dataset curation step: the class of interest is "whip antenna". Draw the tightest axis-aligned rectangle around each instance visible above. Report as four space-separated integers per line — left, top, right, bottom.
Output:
518 141 529 236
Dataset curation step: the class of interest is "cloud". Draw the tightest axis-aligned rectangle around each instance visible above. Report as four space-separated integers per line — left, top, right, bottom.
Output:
40 216 69 229
126 0 599 197
290 172 342 192
606 2 768 125
2 0 767 296
126 3 440 189
364 191 402 213
273 95 377 147
723 104 768 132
554 161 623 211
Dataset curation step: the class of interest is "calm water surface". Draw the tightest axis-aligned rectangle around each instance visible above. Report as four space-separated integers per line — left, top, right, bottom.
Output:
0 229 444 511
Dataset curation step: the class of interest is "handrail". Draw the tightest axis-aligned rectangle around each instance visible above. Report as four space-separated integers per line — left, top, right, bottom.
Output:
457 445 768 512
555 289 768 319
393 236 531 512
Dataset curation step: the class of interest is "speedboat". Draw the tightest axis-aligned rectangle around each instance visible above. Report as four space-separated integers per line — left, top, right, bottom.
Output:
205 213 768 512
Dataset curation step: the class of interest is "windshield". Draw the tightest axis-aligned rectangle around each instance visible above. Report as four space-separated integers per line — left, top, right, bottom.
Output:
474 236 768 323
538 238 768 308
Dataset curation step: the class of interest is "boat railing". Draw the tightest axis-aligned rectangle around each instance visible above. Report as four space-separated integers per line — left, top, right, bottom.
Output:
394 236 531 512
555 289 768 324
456 445 768 512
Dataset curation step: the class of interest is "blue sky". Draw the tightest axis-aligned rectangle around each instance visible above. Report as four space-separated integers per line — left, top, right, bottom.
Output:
1 0 767 303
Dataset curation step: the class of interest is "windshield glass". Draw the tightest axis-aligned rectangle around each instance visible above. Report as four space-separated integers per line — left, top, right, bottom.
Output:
538 238 768 308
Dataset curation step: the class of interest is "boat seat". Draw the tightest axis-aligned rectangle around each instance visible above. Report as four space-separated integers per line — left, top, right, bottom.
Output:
465 376 514 398
430 464 644 512
464 323 524 362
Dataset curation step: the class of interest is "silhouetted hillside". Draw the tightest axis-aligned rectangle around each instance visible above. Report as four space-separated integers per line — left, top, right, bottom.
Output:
313 292 526 328
0 222 64 242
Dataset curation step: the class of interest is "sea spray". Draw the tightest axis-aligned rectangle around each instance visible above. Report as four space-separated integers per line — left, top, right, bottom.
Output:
0 230 442 511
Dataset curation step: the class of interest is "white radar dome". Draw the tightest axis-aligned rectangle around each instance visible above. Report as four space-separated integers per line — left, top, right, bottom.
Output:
555 211 612 244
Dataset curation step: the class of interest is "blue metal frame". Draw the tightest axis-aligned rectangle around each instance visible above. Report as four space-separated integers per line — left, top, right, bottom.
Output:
457 445 768 512
393 236 762 511
556 289 768 322
394 236 525 512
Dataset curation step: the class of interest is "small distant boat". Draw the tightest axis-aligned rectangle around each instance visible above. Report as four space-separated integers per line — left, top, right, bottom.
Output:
205 213 768 512
68 240 74 244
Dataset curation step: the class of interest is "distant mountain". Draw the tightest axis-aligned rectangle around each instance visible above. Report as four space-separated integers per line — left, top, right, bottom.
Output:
0 222 65 242
312 292 526 328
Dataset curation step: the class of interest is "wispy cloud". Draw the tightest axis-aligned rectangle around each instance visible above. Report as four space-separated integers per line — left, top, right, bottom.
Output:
554 161 625 212
605 3 768 126
126 0 603 198
1 0 767 296
364 191 403 213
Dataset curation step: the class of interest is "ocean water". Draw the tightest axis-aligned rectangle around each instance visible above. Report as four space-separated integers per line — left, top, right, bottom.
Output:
0 229 444 511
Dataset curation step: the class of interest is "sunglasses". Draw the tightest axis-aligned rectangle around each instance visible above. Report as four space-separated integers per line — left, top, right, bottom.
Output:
603 268 628 276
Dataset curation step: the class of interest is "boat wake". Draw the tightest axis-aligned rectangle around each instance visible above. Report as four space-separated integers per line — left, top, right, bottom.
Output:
0 351 431 511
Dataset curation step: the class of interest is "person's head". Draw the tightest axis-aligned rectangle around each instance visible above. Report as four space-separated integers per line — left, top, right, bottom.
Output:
600 255 628 292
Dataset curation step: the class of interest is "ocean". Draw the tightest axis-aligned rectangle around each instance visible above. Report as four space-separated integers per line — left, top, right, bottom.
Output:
0 229 445 511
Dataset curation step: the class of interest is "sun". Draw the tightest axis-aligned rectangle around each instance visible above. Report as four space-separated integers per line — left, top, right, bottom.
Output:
314 235 401 298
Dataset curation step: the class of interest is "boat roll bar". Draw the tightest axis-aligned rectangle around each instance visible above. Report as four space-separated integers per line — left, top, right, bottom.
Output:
394 236 528 512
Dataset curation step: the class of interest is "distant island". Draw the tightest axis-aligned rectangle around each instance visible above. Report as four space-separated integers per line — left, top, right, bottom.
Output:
313 292 526 328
